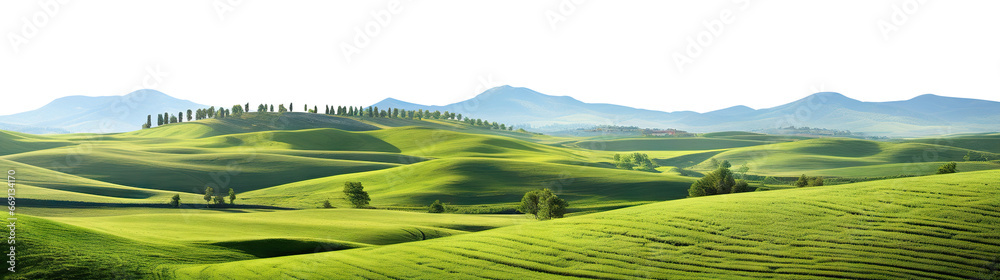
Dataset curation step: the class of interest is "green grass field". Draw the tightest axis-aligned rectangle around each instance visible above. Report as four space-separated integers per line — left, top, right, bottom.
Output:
15 209 532 279
239 157 695 209
17 170 996 279
5 111 1000 279
169 171 1000 279
698 137 1000 177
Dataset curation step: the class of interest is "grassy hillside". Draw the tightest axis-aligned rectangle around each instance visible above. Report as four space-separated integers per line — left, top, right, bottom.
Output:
0 130 73 156
14 215 253 280
50 209 533 246
120 111 566 144
17 209 532 279
4 146 401 193
147 126 589 164
173 170 1000 279
121 112 380 138
572 137 769 151
241 157 695 210
702 137 1000 176
903 133 1000 154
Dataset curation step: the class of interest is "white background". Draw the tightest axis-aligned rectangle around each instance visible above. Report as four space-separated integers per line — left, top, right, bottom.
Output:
2 0 998 115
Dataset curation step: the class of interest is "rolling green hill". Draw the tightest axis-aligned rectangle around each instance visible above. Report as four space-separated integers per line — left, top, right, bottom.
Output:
241 157 696 210
700 137 1000 176
17 209 532 279
13 214 253 280
4 146 401 193
572 137 769 151
121 112 380 138
171 170 1000 279
6 110 1000 280
903 133 1000 154
0 130 73 156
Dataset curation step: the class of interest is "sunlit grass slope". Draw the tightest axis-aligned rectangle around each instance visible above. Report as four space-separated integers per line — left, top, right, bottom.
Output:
3 145 402 193
703 137 1000 176
167 126 592 164
0 130 73 156
50 209 532 246
121 112 380 138
572 137 769 151
120 112 563 144
14 214 253 280
175 170 1000 279
241 157 696 209
903 133 1000 153
18 209 532 279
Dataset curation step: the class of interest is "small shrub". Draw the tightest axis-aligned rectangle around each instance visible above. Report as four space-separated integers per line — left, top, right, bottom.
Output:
169 194 181 208
811 177 824 186
428 200 445 213
937 162 958 174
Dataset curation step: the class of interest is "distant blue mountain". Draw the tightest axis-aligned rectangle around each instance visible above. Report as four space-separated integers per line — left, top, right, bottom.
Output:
373 86 1000 136
0 89 206 134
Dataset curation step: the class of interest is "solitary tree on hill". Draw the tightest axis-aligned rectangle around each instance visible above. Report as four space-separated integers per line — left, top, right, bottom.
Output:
169 194 181 208
517 189 568 220
937 162 958 174
343 181 371 208
228 188 236 205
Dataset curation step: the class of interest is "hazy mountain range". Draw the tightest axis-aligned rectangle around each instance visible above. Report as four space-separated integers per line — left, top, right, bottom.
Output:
375 85 1000 137
3 86 998 136
0 89 205 134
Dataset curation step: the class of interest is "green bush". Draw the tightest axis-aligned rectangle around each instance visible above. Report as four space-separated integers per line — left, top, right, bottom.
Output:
937 162 958 174
428 200 445 213
517 189 568 220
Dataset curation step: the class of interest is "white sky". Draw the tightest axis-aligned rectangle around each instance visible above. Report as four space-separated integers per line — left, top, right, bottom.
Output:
2 0 999 115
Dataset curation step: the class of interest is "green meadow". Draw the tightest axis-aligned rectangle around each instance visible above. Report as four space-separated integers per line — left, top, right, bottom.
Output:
5 112 1000 279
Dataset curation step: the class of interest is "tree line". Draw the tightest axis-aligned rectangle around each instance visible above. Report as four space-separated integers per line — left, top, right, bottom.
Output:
168 180 569 220
167 186 237 208
613 153 658 172
142 102 516 132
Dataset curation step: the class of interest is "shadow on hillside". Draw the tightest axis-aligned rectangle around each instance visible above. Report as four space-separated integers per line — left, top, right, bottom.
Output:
655 150 725 168
21 198 294 210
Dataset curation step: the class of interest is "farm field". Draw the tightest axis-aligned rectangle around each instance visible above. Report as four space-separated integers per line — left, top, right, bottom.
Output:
5 112 1000 279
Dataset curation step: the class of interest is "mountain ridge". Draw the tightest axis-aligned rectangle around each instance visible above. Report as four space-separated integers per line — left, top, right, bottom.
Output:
373 86 1000 136
6 86 998 136
0 89 206 134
